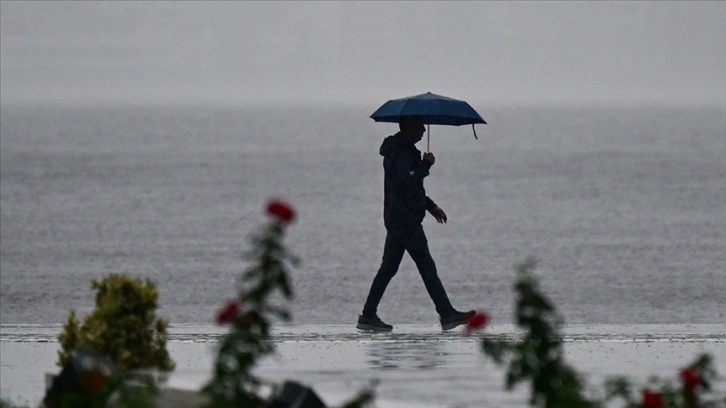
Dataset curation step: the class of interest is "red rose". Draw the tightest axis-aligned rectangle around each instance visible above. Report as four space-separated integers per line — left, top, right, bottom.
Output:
266 200 295 224
216 299 242 324
680 367 700 391
465 311 488 334
642 389 663 408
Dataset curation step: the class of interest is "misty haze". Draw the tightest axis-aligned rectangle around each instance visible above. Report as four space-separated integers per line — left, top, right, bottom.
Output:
1 2 725 106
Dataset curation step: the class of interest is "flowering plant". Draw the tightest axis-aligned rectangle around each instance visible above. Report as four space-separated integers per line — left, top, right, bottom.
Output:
202 199 298 407
479 257 722 408
606 354 718 408
203 199 375 408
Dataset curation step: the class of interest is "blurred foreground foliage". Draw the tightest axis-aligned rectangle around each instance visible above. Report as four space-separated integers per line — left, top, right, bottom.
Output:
202 200 376 408
202 216 298 407
57 274 174 372
480 257 722 408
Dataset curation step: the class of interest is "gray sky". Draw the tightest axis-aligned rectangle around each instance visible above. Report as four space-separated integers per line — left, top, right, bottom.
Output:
2 1 725 106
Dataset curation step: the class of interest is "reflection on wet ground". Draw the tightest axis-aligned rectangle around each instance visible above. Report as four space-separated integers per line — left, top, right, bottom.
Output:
3 323 725 343
366 338 450 370
2 324 725 407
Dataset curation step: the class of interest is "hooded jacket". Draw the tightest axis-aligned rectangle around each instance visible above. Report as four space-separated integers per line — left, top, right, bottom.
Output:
380 132 437 227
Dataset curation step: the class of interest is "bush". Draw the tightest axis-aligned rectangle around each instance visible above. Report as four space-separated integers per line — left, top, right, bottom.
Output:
57 274 174 372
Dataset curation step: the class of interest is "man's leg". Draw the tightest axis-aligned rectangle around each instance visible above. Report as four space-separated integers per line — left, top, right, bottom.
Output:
405 225 455 316
362 227 406 317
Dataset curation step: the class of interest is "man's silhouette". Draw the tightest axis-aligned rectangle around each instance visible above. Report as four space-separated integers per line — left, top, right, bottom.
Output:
357 115 474 331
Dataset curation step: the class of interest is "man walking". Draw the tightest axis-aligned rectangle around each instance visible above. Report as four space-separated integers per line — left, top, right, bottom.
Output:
357 115 475 332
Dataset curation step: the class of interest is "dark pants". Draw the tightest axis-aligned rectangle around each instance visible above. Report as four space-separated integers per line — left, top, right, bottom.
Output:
362 224 455 317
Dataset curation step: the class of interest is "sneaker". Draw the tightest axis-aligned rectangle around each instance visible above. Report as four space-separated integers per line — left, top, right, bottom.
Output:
440 310 476 331
356 314 393 332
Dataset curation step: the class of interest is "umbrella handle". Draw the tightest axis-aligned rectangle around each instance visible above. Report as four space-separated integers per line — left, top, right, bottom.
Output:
427 123 430 152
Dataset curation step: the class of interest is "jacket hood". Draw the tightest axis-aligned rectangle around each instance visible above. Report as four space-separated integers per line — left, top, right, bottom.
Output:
380 133 408 157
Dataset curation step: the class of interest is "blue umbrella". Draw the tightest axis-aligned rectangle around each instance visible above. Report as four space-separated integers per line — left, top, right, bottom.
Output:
370 92 487 151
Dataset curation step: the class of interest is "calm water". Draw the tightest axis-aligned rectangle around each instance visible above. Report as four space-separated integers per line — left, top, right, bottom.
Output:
1 104 725 326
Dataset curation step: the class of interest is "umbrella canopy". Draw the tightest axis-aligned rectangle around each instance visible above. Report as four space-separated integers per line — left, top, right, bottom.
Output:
370 92 487 126
370 92 486 150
